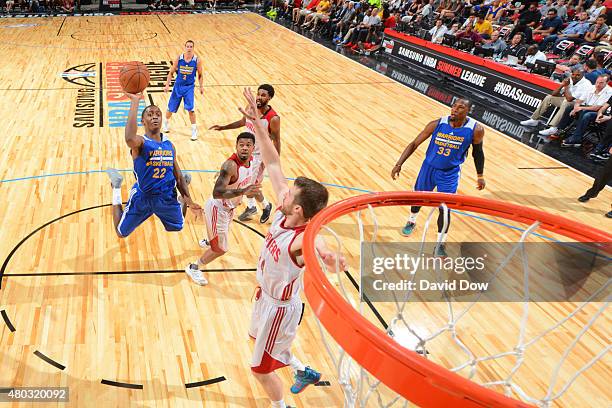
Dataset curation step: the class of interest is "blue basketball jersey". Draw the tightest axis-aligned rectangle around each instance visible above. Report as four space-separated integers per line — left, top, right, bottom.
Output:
133 134 176 194
175 54 198 88
424 116 476 170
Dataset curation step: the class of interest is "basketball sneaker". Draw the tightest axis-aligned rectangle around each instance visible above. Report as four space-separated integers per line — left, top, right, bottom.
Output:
198 238 209 248
260 203 273 223
185 263 208 286
401 221 416 236
238 206 258 221
606 211 612 218
433 243 448 258
191 126 198 141
520 119 539 126
290 366 321 394
179 172 192 216
105 168 123 188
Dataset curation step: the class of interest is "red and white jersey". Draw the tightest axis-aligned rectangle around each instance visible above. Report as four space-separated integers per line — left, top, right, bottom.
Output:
256 210 305 301
214 153 254 210
244 106 278 158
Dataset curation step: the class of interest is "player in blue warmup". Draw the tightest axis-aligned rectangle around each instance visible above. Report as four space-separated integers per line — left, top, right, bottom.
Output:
391 99 486 256
106 92 202 238
163 40 204 141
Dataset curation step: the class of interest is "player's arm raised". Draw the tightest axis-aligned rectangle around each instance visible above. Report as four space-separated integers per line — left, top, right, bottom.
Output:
213 160 262 199
209 112 247 131
164 57 179 93
293 235 347 270
196 58 204 96
269 116 281 154
472 123 486 190
240 87 289 202
391 119 438 180
172 149 202 213
124 93 145 154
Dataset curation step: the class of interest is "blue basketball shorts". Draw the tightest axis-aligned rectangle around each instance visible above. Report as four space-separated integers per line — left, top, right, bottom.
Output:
414 162 461 193
116 185 184 237
167 85 195 113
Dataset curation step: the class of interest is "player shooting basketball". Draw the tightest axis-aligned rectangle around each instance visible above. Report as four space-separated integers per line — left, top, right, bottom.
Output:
239 87 346 408
391 99 486 257
106 93 202 238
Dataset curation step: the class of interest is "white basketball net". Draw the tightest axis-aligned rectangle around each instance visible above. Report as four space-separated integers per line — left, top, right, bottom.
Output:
311 203 610 408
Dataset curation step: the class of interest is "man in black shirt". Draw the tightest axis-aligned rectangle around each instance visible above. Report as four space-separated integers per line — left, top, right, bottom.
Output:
510 2 542 43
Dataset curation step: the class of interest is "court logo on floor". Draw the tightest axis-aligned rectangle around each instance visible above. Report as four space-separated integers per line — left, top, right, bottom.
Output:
62 63 99 128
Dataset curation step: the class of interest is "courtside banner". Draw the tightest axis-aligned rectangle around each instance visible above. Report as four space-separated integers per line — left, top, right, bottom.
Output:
383 32 552 113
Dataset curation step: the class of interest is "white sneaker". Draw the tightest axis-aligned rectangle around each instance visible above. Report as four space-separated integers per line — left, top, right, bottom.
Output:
191 128 198 141
539 127 558 136
163 124 170 133
198 238 209 248
185 263 208 285
520 119 539 126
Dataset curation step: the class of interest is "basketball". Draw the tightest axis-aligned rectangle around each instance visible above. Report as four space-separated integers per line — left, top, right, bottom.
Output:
119 61 150 94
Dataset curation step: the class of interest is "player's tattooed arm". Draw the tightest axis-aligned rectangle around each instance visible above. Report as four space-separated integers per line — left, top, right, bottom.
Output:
212 160 261 199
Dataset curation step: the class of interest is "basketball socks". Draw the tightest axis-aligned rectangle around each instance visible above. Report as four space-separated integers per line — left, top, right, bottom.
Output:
437 232 447 243
271 400 286 408
247 197 257 209
163 118 170 132
260 198 270 210
288 355 306 372
408 213 418 224
112 189 122 206
191 124 198 141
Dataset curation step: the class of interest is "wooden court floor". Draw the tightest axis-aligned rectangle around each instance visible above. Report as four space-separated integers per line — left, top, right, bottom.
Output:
0 12 610 408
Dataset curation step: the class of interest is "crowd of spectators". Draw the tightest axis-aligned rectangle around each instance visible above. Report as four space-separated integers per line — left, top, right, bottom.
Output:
1 0 75 13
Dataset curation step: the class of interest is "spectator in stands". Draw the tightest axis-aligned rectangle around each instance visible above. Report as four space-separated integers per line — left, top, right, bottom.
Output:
5 0 14 12
61 0 73 12
521 68 592 132
587 0 606 21
554 53 584 79
384 10 399 28
560 74 612 145
501 32 528 61
342 7 374 46
540 0 555 16
436 0 452 15
583 15 609 44
169 0 182 11
294 0 320 26
333 1 356 40
539 11 591 50
474 13 493 38
440 0 463 19
482 29 508 55
421 0 435 19
588 98 612 159
510 2 542 43
554 0 568 21
429 18 450 42
406 0 423 17
532 8 564 43
302 0 331 28
524 43 548 64
461 13 477 30
456 21 484 44
307 0 334 30
486 0 508 21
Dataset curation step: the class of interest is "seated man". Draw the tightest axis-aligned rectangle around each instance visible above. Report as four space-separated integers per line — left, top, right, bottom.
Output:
583 15 609 44
521 68 592 131
539 11 591 51
474 13 493 38
532 8 563 42
429 18 449 43
553 53 584 79
302 0 330 29
509 2 541 43
524 44 548 66
500 33 528 63
455 23 484 45
561 74 612 146
481 30 508 56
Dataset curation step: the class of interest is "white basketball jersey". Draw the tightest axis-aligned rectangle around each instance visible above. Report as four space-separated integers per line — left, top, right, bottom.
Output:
256 210 305 301
215 153 254 209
